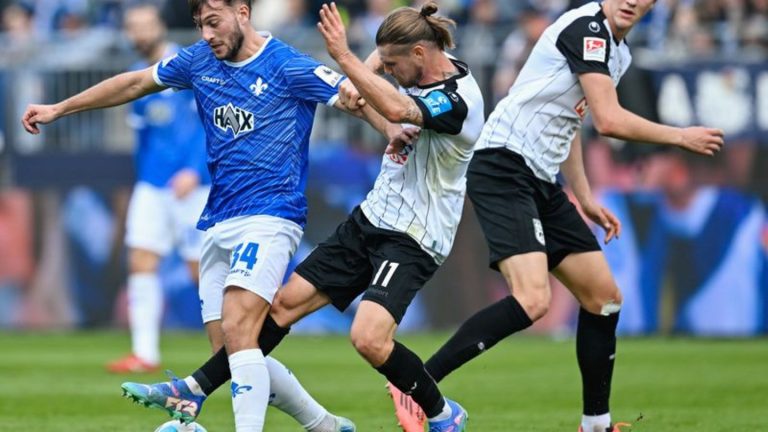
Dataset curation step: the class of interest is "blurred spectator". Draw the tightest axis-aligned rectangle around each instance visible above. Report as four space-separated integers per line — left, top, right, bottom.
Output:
492 5 550 103
0 2 37 63
0 189 34 327
646 151 767 335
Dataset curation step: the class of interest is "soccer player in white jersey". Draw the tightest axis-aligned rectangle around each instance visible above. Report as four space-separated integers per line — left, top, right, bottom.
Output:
19 0 414 429
105 2 211 375
391 1 724 431
126 2 485 431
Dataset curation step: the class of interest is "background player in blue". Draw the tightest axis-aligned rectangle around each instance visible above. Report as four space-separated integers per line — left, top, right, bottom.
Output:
20 0 403 429
106 2 211 375
119 3 483 432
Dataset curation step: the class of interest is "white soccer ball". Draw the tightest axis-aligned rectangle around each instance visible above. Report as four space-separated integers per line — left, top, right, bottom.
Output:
153 420 208 432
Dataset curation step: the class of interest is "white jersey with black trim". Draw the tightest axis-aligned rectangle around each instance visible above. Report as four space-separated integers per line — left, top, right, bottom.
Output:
361 59 485 264
476 2 632 183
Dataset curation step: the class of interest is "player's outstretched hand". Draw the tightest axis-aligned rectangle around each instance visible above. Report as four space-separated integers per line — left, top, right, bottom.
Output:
386 127 420 155
679 126 724 156
339 80 365 110
581 200 621 244
21 103 60 134
317 3 353 62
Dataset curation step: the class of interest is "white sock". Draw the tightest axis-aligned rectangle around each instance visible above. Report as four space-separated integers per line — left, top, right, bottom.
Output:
127 273 163 364
183 376 206 397
581 413 612 432
428 398 451 422
230 349 269 432
265 356 329 430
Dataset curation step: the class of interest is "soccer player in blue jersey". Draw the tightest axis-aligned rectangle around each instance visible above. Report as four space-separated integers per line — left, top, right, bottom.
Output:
111 3 483 432
20 0 402 430
106 2 211 375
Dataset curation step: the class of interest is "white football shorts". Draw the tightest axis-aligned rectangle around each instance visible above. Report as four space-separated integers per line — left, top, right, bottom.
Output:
198 214 303 323
125 181 209 261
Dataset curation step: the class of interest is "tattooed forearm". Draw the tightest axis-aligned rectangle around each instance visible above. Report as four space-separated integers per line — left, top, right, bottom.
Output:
404 103 423 125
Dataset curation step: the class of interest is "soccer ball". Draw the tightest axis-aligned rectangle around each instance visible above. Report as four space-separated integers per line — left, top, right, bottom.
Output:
153 420 208 432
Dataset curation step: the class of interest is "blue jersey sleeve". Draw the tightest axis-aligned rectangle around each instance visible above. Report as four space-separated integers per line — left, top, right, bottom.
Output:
153 44 195 90
282 56 344 106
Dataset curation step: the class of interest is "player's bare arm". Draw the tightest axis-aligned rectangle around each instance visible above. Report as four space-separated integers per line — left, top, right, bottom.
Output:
363 49 385 75
334 97 404 144
22 67 163 134
560 131 621 243
318 2 425 127
579 72 725 156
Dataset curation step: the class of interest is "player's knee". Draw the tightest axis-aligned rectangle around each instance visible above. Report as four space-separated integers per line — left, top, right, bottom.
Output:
129 249 159 273
580 284 623 315
349 326 390 365
515 282 551 321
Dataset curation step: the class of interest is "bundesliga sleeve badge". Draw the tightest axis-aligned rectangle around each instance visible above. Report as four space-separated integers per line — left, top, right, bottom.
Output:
583 37 606 62
314 65 343 87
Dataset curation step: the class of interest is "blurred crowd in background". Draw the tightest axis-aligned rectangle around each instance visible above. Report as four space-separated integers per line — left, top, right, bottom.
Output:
0 0 766 335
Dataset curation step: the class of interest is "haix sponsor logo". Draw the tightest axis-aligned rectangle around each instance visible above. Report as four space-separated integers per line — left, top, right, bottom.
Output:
213 103 255 137
202 75 227 85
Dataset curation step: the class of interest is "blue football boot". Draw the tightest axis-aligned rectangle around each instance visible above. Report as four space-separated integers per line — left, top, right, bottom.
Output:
122 372 205 424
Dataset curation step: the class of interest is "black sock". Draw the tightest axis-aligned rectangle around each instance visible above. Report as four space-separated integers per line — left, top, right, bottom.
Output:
425 296 533 382
191 315 290 395
576 307 619 416
376 341 445 418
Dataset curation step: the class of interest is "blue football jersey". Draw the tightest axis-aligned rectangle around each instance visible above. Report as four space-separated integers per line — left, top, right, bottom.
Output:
130 44 210 188
153 33 343 230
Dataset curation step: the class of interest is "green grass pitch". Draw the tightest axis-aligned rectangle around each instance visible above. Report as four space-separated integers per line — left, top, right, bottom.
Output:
0 332 766 431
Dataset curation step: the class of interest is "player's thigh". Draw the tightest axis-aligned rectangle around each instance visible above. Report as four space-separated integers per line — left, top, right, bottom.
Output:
497 252 551 318
360 231 440 325
294 208 375 315
125 182 174 258
172 185 209 262
552 251 622 315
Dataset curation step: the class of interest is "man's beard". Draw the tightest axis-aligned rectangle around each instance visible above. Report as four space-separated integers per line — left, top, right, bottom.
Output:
222 26 245 61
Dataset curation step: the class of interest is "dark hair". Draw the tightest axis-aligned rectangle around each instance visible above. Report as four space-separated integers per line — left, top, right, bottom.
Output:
375 2 456 51
188 0 251 18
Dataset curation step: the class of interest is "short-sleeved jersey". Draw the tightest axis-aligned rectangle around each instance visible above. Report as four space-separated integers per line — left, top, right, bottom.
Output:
475 2 632 183
129 44 210 188
361 59 485 263
153 33 343 230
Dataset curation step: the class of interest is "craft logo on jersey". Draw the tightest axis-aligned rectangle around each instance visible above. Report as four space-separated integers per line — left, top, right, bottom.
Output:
213 103 255 137
583 37 606 62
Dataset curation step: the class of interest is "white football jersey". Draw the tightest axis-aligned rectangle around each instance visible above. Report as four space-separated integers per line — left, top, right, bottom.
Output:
476 2 632 183
361 59 484 264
